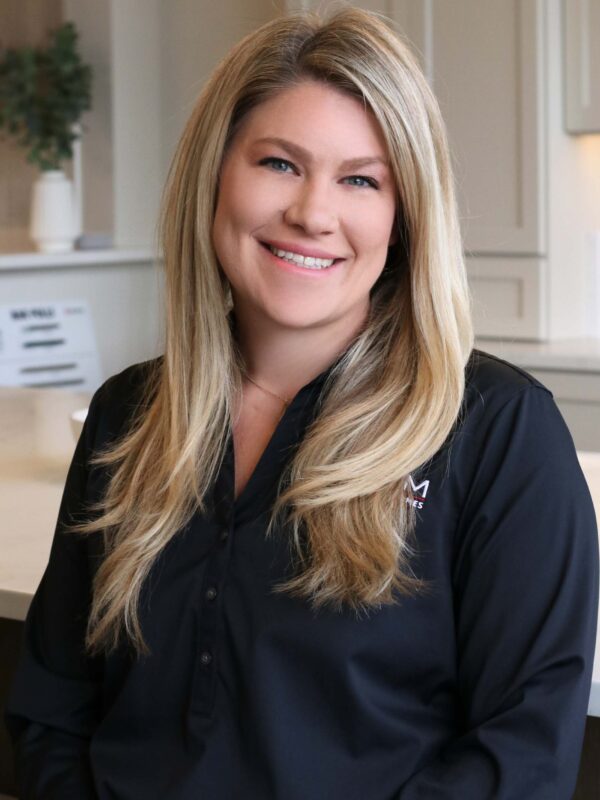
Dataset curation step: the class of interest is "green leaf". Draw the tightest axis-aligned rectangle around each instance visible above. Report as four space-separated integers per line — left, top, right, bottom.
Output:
0 21 93 170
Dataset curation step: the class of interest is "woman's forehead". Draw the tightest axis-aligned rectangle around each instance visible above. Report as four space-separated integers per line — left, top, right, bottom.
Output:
230 80 390 163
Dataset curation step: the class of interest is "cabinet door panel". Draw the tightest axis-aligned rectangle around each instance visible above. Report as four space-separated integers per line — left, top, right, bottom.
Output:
393 0 547 256
467 254 547 338
564 0 600 133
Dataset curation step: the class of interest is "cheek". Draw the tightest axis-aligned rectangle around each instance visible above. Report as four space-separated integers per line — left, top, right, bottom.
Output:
219 165 277 233
350 204 396 256
214 163 250 235
343 206 395 287
213 183 251 256
212 202 242 288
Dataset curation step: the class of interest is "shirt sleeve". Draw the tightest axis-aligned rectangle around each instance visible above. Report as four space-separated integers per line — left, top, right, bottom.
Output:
4 384 108 800
395 385 599 799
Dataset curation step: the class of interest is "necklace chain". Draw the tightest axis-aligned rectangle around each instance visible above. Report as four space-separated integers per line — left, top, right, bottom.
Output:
244 373 290 407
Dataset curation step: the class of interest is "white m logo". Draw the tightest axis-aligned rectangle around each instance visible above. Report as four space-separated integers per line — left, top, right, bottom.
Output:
409 476 430 498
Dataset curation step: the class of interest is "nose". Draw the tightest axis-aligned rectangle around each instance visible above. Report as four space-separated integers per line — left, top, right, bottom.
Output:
282 178 339 235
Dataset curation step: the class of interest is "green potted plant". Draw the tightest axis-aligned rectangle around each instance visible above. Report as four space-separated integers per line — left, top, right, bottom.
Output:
0 21 92 253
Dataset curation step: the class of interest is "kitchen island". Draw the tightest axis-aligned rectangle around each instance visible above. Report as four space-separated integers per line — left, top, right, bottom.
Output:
1 385 599 798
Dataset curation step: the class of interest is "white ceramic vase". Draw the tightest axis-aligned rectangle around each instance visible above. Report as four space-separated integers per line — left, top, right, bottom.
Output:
29 169 77 253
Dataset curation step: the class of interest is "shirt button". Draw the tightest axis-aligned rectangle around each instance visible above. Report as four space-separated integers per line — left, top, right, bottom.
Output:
205 586 217 601
200 651 212 666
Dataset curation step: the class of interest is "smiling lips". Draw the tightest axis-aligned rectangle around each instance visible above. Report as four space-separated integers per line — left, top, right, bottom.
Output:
261 239 343 270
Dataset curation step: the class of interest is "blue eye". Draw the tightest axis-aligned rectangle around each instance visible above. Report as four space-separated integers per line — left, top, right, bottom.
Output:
258 157 378 189
259 157 294 173
344 175 379 189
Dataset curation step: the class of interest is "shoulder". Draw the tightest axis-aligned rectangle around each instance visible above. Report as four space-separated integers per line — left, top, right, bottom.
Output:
431 348 575 491
448 352 595 569
448 349 579 495
96 355 163 405
456 348 561 443
463 348 551 412
86 355 164 447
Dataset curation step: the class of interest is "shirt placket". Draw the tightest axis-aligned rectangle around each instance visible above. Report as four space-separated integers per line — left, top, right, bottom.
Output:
185 373 327 739
186 440 235 738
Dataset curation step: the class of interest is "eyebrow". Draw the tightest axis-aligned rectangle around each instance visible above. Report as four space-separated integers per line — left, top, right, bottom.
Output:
253 137 389 170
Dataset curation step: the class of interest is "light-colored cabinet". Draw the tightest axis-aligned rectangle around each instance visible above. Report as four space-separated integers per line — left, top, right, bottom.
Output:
564 0 600 133
394 0 546 257
393 0 549 339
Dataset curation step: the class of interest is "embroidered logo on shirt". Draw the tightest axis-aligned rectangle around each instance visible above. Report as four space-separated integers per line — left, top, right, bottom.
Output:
406 476 430 510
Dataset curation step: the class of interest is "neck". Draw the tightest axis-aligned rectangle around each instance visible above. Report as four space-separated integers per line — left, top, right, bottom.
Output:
232 304 369 399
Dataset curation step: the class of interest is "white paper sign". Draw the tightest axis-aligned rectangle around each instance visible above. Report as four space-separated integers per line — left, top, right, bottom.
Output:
0 299 102 389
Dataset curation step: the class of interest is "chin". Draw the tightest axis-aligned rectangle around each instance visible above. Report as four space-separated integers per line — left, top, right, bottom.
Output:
266 306 335 330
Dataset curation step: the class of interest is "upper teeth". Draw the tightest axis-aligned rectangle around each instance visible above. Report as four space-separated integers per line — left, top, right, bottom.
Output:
268 245 335 269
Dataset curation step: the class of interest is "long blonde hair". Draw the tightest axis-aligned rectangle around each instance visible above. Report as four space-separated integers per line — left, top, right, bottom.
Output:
70 6 473 657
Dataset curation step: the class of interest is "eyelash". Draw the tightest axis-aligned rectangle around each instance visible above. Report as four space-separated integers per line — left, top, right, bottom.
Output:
258 156 379 190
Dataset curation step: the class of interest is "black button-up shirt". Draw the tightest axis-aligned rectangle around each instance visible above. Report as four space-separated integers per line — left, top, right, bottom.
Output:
5 349 599 799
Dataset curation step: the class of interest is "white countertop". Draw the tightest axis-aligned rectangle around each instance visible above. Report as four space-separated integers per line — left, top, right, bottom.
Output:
476 337 600 373
1 386 600 716
0 386 92 620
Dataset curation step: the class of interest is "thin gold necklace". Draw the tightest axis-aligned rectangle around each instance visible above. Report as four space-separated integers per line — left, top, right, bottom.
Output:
244 373 291 408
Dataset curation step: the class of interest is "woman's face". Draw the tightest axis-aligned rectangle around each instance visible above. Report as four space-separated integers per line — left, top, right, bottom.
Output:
212 80 397 335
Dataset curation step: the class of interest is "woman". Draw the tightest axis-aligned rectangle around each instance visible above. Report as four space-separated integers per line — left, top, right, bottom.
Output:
6 7 598 799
